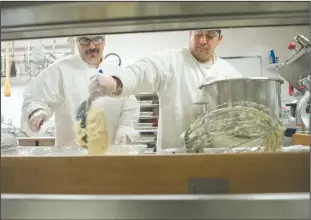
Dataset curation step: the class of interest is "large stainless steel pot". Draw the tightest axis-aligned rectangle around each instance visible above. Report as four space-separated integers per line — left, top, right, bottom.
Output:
276 34 310 92
199 77 284 119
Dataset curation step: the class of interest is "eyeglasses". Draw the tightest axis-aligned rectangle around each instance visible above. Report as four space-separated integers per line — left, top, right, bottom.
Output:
78 36 105 46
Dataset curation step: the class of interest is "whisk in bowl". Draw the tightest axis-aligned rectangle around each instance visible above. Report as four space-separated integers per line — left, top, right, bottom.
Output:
182 101 286 153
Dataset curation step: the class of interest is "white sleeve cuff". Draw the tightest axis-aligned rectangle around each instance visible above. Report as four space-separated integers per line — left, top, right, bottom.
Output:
110 69 135 97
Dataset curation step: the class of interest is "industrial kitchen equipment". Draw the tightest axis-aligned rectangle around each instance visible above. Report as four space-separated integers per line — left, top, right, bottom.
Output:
181 77 286 153
277 34 310 145
1 2 309 220
277 34 310 93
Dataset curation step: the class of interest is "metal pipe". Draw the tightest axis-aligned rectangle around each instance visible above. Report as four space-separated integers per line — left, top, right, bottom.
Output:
1 2 309 40
1 193 309 219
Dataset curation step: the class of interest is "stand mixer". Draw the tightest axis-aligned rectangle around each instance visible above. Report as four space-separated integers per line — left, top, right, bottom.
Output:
277 34 310 145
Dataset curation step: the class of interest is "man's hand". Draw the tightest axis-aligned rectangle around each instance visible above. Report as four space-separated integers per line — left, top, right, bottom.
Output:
28 109 48 132
88 75 117 99
114 133 128 145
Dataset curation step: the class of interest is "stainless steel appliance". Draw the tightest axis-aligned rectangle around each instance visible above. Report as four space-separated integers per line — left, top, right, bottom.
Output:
199 77 284 119
277 34 310 134
1 193 309 219
1 2 309 219
277 34 310 93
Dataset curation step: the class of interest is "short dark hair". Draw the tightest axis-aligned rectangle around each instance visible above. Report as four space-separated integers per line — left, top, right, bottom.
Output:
193 29 222 35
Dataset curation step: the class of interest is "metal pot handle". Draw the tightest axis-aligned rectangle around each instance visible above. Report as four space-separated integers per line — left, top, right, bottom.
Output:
193 101 208 114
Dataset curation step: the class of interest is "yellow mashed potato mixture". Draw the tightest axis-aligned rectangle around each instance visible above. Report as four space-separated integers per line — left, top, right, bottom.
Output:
74 97 109 155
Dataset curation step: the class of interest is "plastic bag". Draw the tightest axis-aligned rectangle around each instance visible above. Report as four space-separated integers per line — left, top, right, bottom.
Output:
74 97 110 155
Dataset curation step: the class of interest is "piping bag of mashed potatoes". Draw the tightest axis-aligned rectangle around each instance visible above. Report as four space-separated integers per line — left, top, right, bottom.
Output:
74 70 112 155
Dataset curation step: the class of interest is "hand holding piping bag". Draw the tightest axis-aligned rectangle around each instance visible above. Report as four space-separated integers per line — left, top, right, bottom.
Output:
88 69 117 100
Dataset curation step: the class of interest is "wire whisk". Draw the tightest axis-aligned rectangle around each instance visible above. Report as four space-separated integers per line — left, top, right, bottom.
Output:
182 101 286 153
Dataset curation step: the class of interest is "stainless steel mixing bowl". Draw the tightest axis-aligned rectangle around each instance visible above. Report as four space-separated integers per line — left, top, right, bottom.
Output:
199 77 284 119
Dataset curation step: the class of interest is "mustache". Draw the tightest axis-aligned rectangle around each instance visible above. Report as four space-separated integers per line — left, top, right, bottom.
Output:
85 48 99 54
196 46 209 50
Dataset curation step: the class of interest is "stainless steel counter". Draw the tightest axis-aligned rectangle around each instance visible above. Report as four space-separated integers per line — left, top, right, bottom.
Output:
1 2 309 40
1 193 309 219
16 137 55 146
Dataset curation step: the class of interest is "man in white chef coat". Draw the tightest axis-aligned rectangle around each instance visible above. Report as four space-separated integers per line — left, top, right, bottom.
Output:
21 35 140 147
88 29 242 152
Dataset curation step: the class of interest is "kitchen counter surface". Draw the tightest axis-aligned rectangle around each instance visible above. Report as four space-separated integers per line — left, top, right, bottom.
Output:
16 137 55 146
1 152 309 195
16 137 55 140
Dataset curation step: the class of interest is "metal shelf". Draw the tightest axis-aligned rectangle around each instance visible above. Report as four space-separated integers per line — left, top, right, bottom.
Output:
133 141 157 145
139 116 158 119
136 129 158 133
140 104 159 108
1 193 309 219
1 2 309 40
136 93 157 98
136 92 159 147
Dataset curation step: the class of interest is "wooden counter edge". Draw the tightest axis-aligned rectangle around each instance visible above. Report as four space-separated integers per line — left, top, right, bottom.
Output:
1 152 310 195
292 133 310 146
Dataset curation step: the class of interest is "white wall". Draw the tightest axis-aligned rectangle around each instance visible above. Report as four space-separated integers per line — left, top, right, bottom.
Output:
1 26 309 127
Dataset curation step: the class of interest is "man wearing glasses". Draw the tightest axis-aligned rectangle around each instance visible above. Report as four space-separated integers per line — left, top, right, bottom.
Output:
88 30 242 152
21 35 140 147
